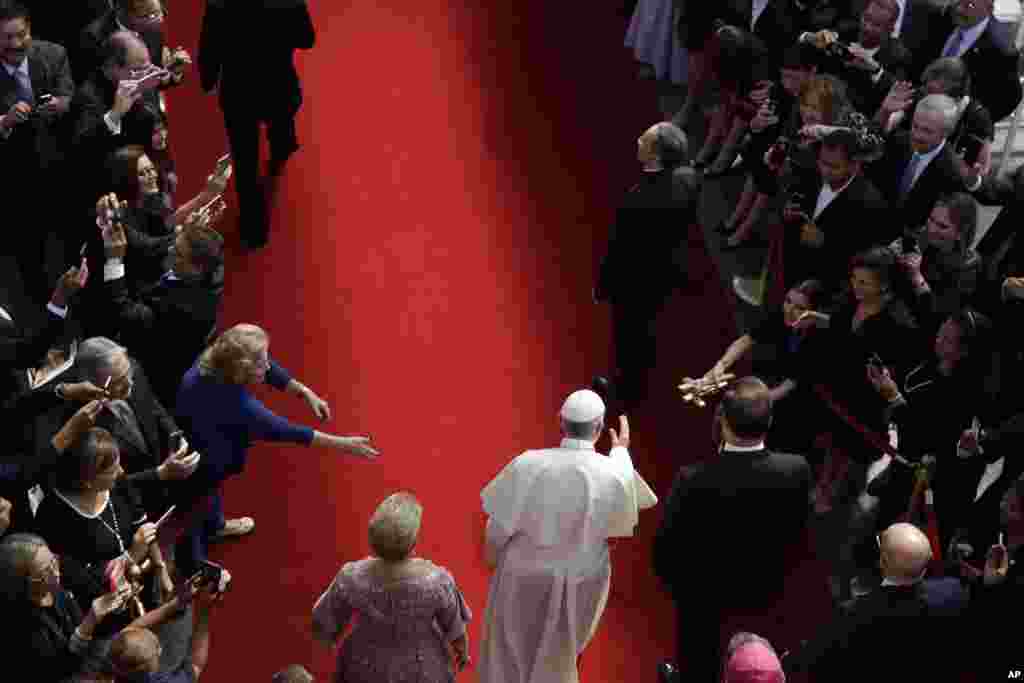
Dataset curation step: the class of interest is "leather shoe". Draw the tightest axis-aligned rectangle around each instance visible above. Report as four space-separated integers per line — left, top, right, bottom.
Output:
658 661 680 683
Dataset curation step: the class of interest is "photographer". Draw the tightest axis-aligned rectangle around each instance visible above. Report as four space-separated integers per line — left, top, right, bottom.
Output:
0 533 154 681
895 192 981 330
108 567 230 682
1 0 77 303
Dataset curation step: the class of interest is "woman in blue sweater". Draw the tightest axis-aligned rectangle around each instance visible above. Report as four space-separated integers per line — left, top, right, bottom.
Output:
173 323 378 573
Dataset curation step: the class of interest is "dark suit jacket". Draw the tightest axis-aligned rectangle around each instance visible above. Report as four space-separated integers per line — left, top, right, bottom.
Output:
871 133 966 232
198 0 315 113
938 452 1024 559
785 171 889 290
0 306 68 411
914 8 1022 123
597 166 700 304
652 446 812 605
783 584 953 679
75 10 164 83
38 359 178 514
828 31 912 115
0 40 75 179
69 74 160 205
101 274 222 409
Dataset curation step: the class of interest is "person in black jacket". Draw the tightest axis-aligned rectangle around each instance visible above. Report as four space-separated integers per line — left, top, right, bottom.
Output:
197 0 315 249
0 532 135 682
99 212 224 409
595 121 698 405
653 377 812 682
782 522 957 680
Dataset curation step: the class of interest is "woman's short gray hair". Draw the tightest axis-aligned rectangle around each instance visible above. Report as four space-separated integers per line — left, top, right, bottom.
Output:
915 94 960 135
368 492 422 562
77 337 127 385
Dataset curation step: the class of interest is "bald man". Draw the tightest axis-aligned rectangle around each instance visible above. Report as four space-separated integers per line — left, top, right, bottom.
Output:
784 522 956 679
595 122 699 404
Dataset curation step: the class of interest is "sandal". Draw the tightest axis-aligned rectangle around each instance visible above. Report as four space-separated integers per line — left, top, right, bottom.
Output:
213 516 255 540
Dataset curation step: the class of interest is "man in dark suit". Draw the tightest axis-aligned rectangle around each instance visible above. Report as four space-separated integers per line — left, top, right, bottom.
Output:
595 122 698 405
69 30 161 210
912 0 1021 123
37 337 198 517
99 212 224 409
783 522 955 678
782 128 888 292
74 0 184 86
653 377 812 682
1 0 76 303
871 94 970 233
198 0 315 249
803 0 913 115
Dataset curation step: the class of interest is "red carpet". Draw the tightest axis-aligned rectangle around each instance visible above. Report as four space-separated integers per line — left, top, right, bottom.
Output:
163 3 831 681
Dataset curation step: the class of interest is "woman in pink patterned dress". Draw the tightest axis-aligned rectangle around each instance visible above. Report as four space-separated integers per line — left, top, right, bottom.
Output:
312 492 472 682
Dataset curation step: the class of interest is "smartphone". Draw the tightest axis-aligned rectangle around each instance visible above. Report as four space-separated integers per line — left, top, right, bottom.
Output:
959 134 985 165
169 430 185 453
192 560 226 593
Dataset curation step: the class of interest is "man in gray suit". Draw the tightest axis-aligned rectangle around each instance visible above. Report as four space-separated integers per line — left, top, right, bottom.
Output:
0 0 75 303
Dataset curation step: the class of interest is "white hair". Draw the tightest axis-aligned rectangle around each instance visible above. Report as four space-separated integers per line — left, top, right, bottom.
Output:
76 337 127 385
915 94 959 136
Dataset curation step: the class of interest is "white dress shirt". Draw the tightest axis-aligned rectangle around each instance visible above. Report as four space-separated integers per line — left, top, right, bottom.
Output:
976 457 1005 501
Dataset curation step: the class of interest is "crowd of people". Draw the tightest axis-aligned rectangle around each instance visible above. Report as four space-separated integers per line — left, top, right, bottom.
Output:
617 0 1024 680
5 0 1024 681
0 1 377 681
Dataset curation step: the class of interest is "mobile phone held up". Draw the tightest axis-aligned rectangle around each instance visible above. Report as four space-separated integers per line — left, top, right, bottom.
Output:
192 560 228 593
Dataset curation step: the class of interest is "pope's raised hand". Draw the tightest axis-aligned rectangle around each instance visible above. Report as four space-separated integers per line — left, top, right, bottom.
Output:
609 415 630 450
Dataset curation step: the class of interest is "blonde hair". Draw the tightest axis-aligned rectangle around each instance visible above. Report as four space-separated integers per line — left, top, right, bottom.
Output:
198 324 269 384
799 75 847 124
368 492 422 562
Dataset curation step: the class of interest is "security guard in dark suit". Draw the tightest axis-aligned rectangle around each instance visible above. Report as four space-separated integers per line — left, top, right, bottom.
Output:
198 0 315 249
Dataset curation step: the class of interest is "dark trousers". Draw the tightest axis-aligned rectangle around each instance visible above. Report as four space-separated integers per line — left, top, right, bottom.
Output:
221 102 300 247
173 489 226 578
610 294 667 400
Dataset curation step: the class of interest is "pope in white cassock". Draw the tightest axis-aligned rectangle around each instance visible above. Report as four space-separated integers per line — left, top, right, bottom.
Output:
478 389 658 683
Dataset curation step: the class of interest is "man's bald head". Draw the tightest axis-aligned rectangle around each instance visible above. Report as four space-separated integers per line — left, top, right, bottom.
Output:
879 523 932 582
110 627 162 675
102 29 151 81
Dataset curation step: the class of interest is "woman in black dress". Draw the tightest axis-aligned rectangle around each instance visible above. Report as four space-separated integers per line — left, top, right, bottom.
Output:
32 427 168 634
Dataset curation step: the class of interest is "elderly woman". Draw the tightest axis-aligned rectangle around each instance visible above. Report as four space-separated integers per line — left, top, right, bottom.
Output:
313 492 471 682
173 324 378 575
32 426 170 630
0 533 135 682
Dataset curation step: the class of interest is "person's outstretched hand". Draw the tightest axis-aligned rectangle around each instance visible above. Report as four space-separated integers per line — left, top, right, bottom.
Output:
343 436 379 460
609 415 630 450
302 388 331 422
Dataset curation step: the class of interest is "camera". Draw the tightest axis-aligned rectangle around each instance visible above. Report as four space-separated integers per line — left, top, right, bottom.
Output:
824 40 854 61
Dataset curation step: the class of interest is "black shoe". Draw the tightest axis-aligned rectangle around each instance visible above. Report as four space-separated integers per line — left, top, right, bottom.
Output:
658 661 680 683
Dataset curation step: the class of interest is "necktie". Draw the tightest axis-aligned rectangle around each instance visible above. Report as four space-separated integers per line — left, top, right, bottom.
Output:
899 153 922 197
107 400 147 451
942 29 963 58
13 66 33 105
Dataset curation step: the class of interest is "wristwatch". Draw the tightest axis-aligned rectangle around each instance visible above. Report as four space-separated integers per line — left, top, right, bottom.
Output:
54 383 68 399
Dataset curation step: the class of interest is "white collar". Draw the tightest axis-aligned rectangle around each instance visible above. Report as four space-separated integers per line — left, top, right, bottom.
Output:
722 440 766 452
822 171 858 196
560 438 596 451
0 304 12 323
